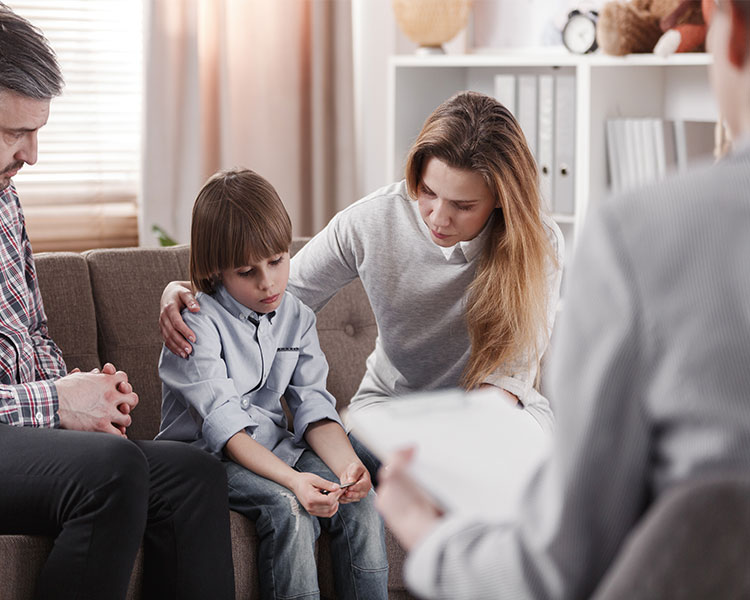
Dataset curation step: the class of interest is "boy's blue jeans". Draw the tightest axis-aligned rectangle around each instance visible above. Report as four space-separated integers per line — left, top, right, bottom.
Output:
225 449 389 600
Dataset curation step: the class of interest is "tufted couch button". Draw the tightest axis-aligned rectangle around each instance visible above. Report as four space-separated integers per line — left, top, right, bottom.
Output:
344 324 355 337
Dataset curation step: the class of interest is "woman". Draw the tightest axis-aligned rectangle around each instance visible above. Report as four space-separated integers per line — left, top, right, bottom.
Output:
160 91 564 444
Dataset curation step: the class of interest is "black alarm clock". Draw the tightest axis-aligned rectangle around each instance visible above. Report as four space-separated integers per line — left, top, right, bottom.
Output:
562 9 599 54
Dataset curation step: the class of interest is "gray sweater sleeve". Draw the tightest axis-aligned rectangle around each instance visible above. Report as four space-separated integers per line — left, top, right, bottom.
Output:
288 211 359 312
404 203 651 600
482 215 565 434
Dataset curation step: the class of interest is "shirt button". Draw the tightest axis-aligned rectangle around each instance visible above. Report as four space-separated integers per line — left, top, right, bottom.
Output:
240 397 250 410
344 324 355 337
36 412 44 422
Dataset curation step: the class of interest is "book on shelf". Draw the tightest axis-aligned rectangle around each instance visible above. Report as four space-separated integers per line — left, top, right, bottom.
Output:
606 117 715 193
346 388 551 519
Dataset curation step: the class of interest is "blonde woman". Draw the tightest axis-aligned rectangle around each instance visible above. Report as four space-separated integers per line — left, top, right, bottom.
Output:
160 91 564 471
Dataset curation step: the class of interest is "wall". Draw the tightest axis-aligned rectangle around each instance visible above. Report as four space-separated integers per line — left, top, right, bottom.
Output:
351 0 467 201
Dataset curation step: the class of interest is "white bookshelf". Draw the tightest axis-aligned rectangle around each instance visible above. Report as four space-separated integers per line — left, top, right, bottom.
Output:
387 51 717 265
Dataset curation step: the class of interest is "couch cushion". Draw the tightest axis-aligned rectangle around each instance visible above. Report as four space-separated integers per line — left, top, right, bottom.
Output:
315 281 377 413
34 252 99 373
0 535 53 599
85 245 190 441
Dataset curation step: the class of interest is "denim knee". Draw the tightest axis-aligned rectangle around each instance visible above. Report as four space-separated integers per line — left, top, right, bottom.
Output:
338 490 388 569
261 491 318 543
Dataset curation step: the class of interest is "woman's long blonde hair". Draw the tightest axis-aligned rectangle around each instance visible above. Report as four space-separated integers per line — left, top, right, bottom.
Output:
405 91 557 389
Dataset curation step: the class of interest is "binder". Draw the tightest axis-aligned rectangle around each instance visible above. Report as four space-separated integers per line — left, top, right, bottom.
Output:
537 74 555 212
553 73 575 215
606 119 622 192
517 74 538 158
639 119 658 185
493 74 517 116
622 119 639 190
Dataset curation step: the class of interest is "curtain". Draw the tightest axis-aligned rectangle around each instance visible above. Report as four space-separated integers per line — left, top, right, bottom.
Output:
12 0 143 252
141 0 356 246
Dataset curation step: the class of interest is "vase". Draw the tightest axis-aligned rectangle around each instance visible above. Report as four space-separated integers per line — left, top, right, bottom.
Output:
392 0 472 54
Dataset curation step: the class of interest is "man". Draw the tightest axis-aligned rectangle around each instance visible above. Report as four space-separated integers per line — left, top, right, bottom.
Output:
0 5 234 599
376 1 750 598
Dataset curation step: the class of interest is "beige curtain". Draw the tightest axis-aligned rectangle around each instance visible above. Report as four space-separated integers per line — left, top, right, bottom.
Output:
141 0 356 246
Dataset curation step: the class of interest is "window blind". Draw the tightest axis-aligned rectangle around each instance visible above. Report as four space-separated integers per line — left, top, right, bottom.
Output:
10 0 143 252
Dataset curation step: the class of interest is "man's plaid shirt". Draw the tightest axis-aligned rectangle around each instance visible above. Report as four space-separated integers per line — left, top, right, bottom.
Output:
0 184 66 427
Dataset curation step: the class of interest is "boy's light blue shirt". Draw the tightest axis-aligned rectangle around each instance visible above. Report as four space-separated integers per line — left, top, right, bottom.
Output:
157 285 342 465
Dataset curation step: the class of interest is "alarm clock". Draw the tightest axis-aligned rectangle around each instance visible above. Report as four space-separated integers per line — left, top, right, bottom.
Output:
562 9 599 54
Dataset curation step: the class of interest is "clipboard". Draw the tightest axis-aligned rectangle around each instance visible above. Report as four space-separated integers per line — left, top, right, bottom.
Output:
347 388 551 519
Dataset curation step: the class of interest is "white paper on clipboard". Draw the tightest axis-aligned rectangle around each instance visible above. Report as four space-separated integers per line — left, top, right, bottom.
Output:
347 388 551 520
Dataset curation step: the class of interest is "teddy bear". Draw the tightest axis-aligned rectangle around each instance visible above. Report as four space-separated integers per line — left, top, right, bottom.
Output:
596 0 713 57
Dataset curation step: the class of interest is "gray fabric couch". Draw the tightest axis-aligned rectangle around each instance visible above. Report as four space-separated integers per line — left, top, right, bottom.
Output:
0 242 413 599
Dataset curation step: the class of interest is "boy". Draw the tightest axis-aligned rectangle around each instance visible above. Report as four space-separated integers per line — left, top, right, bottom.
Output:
157 168 388 600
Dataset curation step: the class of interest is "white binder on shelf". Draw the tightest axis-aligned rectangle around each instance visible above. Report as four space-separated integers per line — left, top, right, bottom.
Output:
652 118 678 180
606 119 622 193
553 74 575 215
493 74 517 116
639 119 658 185
517 74 538 158
538 74 555 212
622 119 639 190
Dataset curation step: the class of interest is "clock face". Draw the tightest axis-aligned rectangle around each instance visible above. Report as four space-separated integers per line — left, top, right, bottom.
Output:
563 13 597 54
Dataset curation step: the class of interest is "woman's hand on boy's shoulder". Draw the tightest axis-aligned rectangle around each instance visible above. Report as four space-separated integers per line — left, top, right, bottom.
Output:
338 461 371 504
160 280 201 358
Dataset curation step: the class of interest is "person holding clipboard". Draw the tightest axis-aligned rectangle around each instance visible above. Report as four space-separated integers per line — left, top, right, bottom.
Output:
375 2 750 598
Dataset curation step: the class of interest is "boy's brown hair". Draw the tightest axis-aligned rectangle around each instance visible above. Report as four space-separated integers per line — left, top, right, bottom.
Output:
190 168 292 294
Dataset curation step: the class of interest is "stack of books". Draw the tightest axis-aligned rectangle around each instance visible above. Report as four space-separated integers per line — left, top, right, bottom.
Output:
606 118 716 193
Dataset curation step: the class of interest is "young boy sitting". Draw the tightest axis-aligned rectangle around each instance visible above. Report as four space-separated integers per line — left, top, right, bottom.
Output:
157 168 388 600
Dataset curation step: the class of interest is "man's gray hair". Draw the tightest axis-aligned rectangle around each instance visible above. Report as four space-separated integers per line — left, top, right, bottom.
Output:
0 2 63 99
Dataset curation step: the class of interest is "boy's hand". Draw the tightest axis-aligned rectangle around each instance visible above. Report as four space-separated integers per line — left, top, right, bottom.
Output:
338 461 371 504
291 472 342 517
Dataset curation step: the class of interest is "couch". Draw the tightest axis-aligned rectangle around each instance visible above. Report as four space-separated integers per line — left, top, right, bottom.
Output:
0 242 414 600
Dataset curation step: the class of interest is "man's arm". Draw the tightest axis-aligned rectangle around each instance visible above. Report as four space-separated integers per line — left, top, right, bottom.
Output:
0 201 67 427
0 379 60 427
0 366 137 434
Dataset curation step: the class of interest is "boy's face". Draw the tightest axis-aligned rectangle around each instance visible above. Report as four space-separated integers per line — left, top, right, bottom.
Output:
221 251 290 314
